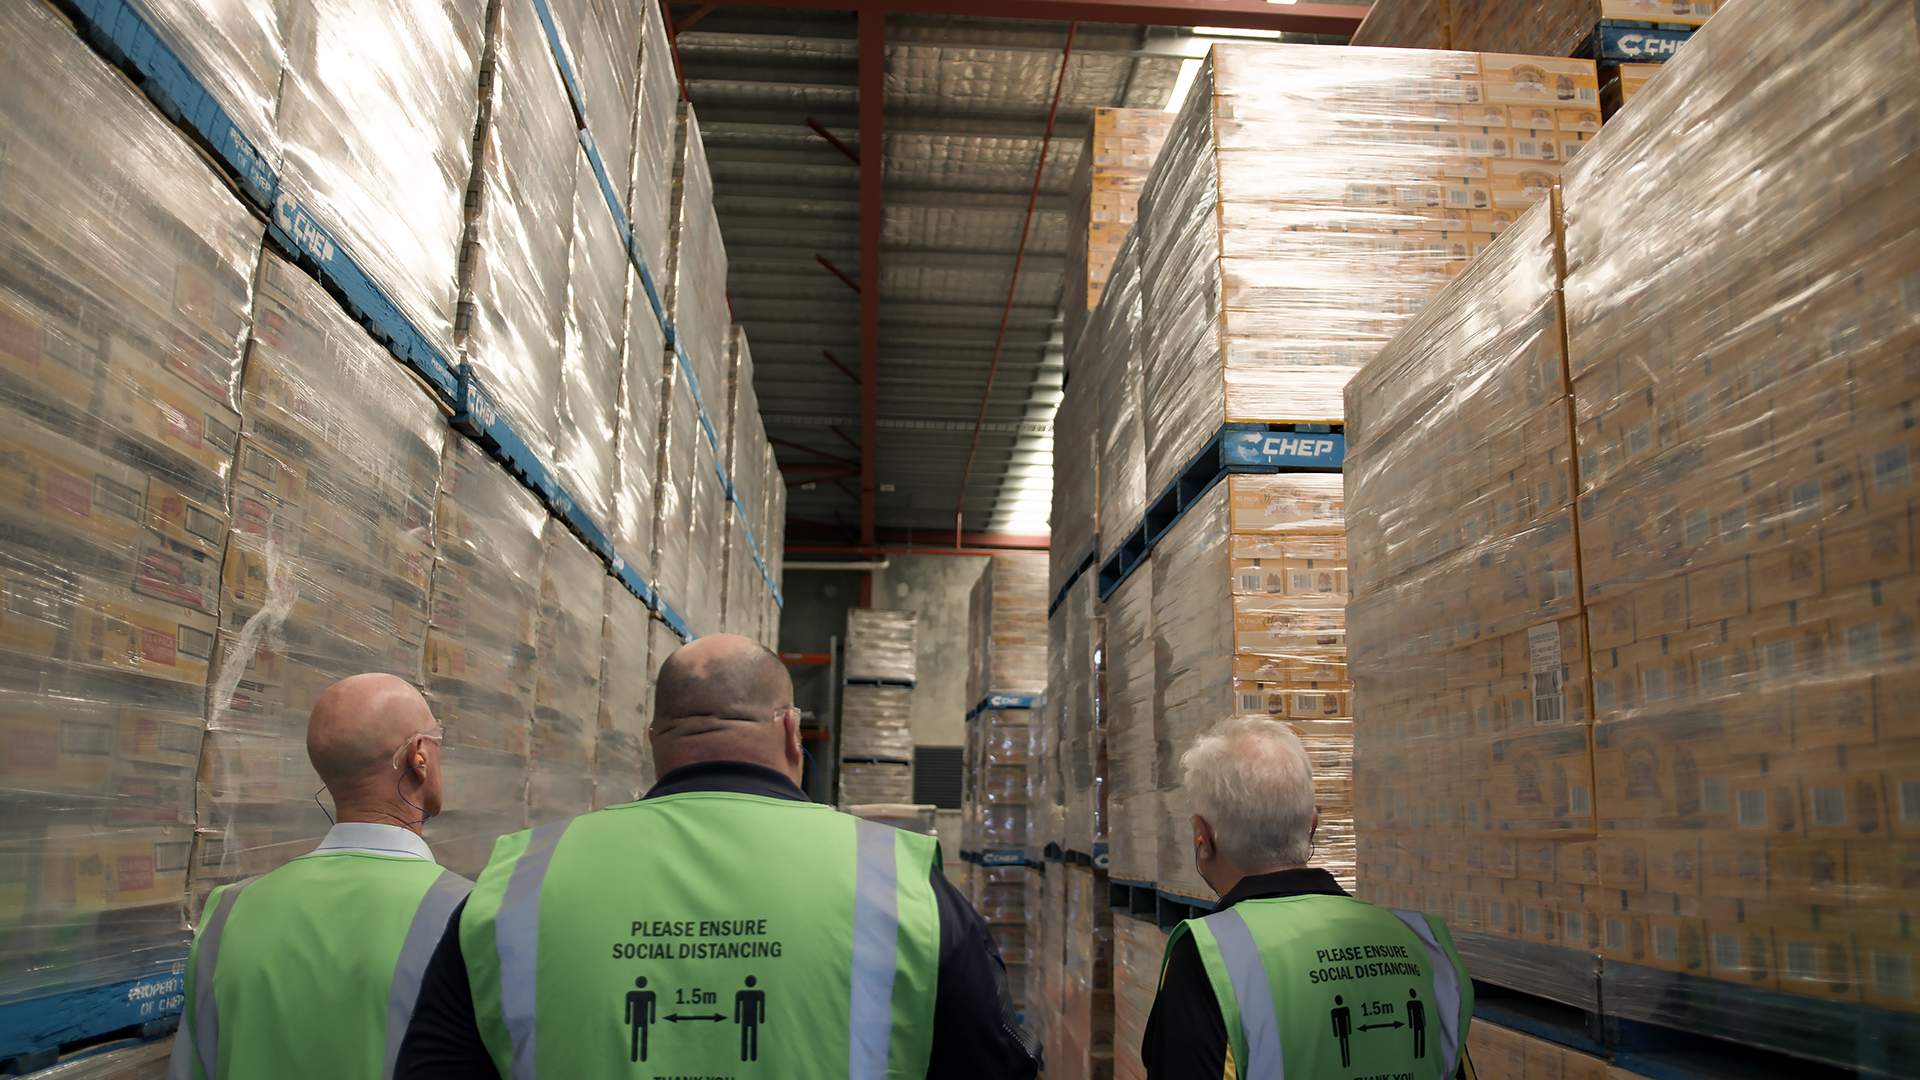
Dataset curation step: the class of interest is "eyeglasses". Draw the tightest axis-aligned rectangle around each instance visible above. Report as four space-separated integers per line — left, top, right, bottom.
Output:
390 721 445 769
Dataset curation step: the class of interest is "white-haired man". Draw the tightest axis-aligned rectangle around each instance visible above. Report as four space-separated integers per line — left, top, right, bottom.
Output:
1141 717 1476 1080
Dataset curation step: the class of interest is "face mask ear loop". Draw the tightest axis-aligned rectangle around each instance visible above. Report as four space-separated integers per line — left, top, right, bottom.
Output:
314 786 335 826
397 738 433 827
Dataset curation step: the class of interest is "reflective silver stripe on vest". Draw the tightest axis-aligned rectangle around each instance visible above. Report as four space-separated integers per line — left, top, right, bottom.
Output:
167 877 260 1080
498 820 572 1080
848 818 900 1080
1203 908 1284 1080
1391 909 1464 1076
384 869 475 1080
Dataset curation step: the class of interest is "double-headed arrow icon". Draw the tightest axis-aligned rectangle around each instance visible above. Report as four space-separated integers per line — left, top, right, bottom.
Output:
664 1013 726 1023
1358 1021 1405 1032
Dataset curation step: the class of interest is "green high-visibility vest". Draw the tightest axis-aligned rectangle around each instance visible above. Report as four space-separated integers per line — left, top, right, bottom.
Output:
1168 894 1473 1079
169 852 473 1080
461 792 943 1080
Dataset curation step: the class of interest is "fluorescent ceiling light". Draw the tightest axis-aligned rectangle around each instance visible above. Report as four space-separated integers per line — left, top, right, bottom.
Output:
1164 57 1203 113
1192 26 1283 37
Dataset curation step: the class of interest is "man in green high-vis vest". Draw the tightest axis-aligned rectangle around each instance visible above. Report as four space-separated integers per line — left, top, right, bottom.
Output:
1142 717 1479 1080
394 633 1039 1080
170 674 471 1080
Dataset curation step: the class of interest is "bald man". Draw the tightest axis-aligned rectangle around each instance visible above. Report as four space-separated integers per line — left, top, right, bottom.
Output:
171 674 471 1080
395 633 1040 1080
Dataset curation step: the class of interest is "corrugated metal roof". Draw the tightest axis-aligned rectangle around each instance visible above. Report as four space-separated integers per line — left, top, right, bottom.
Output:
676 10 1195 537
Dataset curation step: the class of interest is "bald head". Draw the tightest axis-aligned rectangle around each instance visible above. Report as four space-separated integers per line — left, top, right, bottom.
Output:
650 634 800 783
307 673 437 790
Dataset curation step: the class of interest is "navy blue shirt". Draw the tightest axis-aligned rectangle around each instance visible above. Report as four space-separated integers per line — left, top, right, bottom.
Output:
394 760 1040 1080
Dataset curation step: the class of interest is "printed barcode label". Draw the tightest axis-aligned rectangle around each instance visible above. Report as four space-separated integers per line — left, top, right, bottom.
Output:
1240 574 1261 592
1579 88 1597 103
1241 693 1264 712
1528 622 1566 725
1692 2 1712 13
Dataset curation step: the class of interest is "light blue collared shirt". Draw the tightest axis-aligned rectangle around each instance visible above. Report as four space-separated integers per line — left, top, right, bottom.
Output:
311 821 436 862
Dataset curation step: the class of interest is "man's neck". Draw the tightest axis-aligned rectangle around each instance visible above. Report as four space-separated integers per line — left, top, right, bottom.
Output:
334 808 423 835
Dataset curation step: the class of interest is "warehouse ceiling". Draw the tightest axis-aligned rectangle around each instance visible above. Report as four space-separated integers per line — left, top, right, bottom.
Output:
672 9 1350 546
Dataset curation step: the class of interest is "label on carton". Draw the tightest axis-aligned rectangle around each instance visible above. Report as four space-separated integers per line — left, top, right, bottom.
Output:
1528 622 1567 725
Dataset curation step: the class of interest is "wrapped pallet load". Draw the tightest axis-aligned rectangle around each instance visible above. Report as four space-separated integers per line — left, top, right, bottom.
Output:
526 520 606 824
721 327 771 640
1347 0 1920 1062
424 437 545 875
457 0 578 487
279 0 481 364
0 0 264 993
595 579 654 808
554 146 628 531
841 608 917 806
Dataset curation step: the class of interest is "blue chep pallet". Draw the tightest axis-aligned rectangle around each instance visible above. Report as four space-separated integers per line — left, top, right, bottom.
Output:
0 969 186 1068
1578 21 1696 61
1097 423 1344 601
962 849 1027 868
57 0 787 641
1109 878 1158 921
965 692 1037 721
1045 545 1098 617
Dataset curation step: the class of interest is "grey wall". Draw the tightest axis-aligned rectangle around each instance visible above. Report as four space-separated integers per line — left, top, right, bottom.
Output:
869 554 987 748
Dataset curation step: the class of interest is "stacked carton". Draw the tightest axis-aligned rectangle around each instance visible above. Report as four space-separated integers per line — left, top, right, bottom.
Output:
1346 193 1587 973
1095 233 1147 571
841 608 917 805
1149 475 1353 900
1349 0 1920 1040
1468 1019 1611 1080
1055 574 1107 858
1139 44 1598 496
527 521 606 824
1105 564 1156 885
424 438 545 875
963 706 1033 858
969 553 1050 705
201 252 445 902
1063 108 1171 355
1030 862 1063 1043
595 579 654 809
721 327 773 642
0 0 262 995
1056 866 1116 1080
1112 917 1168 1080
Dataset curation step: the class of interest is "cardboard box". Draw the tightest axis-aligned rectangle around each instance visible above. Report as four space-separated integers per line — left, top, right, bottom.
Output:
69 580 216 686
1479 55 1601 108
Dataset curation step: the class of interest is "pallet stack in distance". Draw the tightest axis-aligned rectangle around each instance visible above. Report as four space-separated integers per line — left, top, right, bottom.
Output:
839 607 917 808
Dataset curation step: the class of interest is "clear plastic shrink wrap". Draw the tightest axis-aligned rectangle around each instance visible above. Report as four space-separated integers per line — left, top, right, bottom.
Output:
456 0 576 475
629 0 679 295
969 553 1048 702
202 252 442 909
123 0 289 173
1052 323 1100 595
721 327 769 637
424 437 544 875
845 608 918 683
1137 44 1596 495
684 424 725 637
1112 917 1168 1080
839 686 913 762
277 0 481 361
1056 574 1106 856
838 761 912 806
1346 197 1592 999
1063 108 1170 358
0 0 262 996
527 520 604 824
544 0 640 196
665 103 731 454
1060 866 1115 1080
1149 475 1351 899
1467 1019 1611 1080
1104 566 1155 883
963 707 1031 854
1095 233 1146 564
1030 867 1063 1045
1352 0 1724 55
762 460 786 646
1030 689 1063 862
595 580 653 808
967 863 1031 1012
650 349 698 620
555 147 627 529
616 267 664 589
1556 0 1920 1029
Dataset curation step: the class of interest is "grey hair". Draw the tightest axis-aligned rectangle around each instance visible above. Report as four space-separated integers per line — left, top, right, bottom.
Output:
1181 716 1317 869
